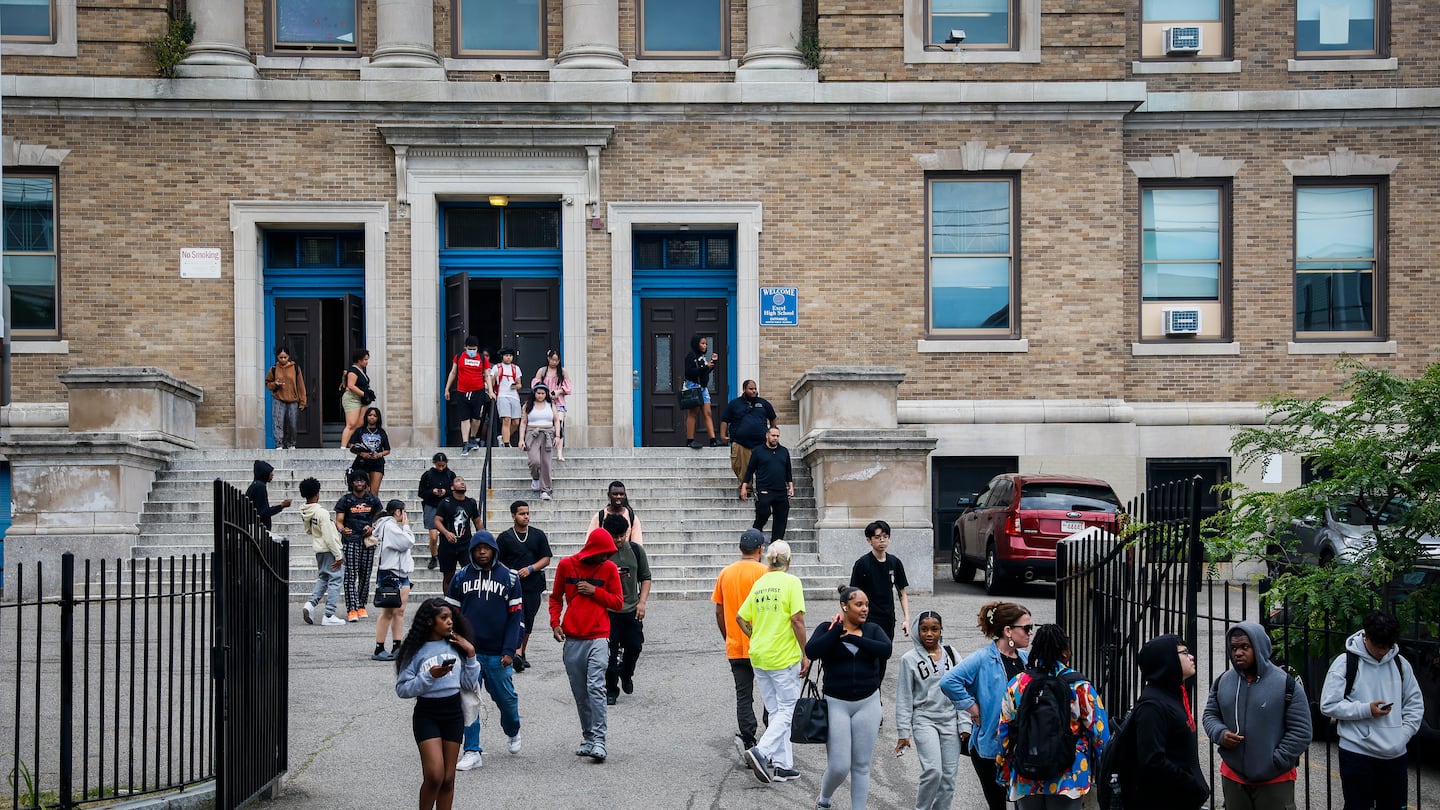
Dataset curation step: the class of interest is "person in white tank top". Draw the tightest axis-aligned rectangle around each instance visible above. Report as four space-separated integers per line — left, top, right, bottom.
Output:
519 384 558 499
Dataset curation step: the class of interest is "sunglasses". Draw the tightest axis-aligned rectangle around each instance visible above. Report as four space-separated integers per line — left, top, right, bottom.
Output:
1008 624 1035 634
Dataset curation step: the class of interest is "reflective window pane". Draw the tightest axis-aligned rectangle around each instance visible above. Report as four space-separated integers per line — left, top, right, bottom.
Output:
641 0 723 54
447 208 501 249
505 208 560 249
1296 270 1373 332
1295 185 1377 334
654 335 673 393
931 0 1011 45
0 0 53 40
1296 186 1374 259
3 176 55 251
931 256 1011 330
931 180 1011 255
341 235 365 267
4 255 57 331
1142 0 1221 21
1143 262 1221 300
459 0 543 55
1142 188 1221 301
1297 0 1376 54
274 0 357 48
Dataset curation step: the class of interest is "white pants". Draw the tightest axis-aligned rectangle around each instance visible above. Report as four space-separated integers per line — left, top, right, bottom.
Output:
753 662 801 770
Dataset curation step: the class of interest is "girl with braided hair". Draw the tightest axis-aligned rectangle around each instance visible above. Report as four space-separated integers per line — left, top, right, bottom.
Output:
940 600 1033 810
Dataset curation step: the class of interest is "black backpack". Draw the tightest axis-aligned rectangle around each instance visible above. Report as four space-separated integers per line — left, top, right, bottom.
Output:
1095 709 1136 810
1010 669 1086 782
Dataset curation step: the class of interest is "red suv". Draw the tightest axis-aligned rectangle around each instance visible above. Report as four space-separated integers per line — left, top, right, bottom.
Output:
951 474 1122 593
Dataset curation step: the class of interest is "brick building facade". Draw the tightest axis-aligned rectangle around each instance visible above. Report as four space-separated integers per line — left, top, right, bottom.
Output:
3 0 1436 554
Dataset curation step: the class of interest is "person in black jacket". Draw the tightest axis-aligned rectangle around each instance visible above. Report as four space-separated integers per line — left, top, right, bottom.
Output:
246 460 290 536
417 453 456 571
805 585 893 809
741 427 794 543
682 334 719 449
1129 634 1210 810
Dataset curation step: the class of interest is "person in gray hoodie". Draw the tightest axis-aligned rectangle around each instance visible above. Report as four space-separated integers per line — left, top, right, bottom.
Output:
894 611 971 810
1201 621 1312 810
371 499 416 661
1320 610 1425 810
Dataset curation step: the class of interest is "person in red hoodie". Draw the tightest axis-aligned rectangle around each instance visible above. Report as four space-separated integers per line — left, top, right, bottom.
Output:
550 527 623 762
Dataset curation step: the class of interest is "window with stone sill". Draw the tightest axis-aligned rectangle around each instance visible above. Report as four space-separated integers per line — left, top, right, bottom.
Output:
1294 180 1386 340
456 0 545 57
3 173 61 338
1296 0 1386 58
638 0 726 58
928 0 1016 49
1139 0 1231 60
269 0 359 54
927 175 1019 337
1140 182 1230 341
0 0 53 41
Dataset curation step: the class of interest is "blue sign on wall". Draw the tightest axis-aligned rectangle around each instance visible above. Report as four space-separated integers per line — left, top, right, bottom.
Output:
760 287 798 326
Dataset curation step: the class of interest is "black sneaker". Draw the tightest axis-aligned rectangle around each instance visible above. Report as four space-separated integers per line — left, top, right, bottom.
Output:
621 674 634 694
772 766 800 782
744 746 773 784
606 692 618 706
709 438 722 447
427 557 438 570
688 439 702 450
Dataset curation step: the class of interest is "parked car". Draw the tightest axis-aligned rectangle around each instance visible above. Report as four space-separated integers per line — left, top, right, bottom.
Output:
1269 497 1440 574
950 473 1123 594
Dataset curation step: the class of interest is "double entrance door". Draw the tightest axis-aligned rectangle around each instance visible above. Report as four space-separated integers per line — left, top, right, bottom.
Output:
273 295 365 448
640 297 729 447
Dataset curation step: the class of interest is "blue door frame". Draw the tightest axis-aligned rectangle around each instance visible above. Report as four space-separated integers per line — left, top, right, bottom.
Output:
631 270 737 446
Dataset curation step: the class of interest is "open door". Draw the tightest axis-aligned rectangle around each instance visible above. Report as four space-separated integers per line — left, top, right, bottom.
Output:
443 275 470 445
500 277 560 391
274 298 323 448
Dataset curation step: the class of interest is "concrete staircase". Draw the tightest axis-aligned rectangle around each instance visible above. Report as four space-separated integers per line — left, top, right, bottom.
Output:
133 447 852 600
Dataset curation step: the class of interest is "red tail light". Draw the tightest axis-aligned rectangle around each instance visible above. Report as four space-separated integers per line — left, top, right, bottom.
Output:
1008 515 1023 536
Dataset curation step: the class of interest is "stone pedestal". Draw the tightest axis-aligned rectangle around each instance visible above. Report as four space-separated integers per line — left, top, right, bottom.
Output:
792 367 937 592
177 0 258 79
554 0 628 73
739 0 806 71
362 0 445 80
2 368 203 595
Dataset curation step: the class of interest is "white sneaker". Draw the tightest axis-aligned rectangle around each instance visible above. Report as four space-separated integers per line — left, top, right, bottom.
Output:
302 602 315 625
507 734 521 754
456 751 482 771
540 492 551 501
530 479 541 491
321 614 346 627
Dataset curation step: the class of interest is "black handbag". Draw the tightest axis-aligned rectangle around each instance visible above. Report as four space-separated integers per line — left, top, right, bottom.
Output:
373 581 402 609
790 665 828 744
678 386 704 410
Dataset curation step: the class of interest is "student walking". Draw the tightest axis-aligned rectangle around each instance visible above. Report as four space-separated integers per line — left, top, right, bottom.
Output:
736 540 809 786
299 476 346 627
371 500 415 661
434 478 482 595
588 481 644 545
600 512 651 706
849 519 911 680
531 348 573 461
895 611 969 810
448 530 525 771
349 406 391 496
805 586 892 809
264 347 307 449
1202 621 1312 810
740 427 793 543
418 453 456 572
1127 634 1210 810
394 598 480 810
549 527 623 762
682 334 720 448
489 347 523 448
339 348 373 449
718 379 777 485
995 624 1110 809
494 500 552 672
518 383 557 500
444 335 490 455
246 460 291 538
940 600 1033 810
711 528 770 754
1320 610 1425 810
335 471 383 623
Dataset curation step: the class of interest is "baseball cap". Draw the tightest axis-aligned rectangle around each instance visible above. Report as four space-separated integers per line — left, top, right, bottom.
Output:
739 528 767 551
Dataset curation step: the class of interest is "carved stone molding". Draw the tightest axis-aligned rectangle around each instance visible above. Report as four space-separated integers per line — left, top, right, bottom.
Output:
914 141 1032 172
2 136 71 167
1284 147 1399 176
1129 146 1243 178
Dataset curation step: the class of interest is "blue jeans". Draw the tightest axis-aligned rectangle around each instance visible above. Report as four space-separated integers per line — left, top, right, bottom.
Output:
462 654 520 753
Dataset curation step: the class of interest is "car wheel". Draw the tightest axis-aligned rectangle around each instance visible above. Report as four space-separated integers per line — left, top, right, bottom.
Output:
1265 545 1292 579
952 537 977 583
1319 547 1336 567
984 543 1007 595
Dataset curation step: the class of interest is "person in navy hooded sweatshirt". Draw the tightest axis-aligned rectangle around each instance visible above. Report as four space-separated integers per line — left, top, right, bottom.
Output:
446 529 524 772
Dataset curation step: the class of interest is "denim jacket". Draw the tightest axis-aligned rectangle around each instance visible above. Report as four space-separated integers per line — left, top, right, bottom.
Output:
940 641 1028 759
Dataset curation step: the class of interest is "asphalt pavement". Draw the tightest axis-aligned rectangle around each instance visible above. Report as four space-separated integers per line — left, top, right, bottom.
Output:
263 566 1050 810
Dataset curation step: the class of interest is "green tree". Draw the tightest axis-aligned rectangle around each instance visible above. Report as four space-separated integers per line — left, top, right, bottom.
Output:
1211 359 1440 622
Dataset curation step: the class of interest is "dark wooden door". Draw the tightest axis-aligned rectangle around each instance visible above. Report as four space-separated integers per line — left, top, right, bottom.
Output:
500 277 560 394
443 275 470 446
274 298 323 448
640 297 729 447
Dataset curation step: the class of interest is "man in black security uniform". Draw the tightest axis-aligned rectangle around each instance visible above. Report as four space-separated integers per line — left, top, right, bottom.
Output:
435 475 482 594
495 500 553 672
740 427 794 543
718 379 778 488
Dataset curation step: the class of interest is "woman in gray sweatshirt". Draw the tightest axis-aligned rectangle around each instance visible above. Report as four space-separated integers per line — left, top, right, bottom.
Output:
894 611 972 810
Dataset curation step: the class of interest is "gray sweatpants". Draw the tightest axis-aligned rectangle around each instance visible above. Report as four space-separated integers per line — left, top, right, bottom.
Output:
911 716 961 810
563 637 608 745
820 691 883 808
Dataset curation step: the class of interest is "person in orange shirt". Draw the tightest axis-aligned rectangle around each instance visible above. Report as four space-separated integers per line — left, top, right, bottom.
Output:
712 528 770 758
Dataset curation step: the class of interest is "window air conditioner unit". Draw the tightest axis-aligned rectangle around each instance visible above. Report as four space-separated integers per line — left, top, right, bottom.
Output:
1163 26 1203 55
1162 308 1203 335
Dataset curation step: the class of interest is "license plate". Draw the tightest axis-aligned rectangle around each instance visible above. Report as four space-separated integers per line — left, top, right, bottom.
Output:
1061 520 1085 533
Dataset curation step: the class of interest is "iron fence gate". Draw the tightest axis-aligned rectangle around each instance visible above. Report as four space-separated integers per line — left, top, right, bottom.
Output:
213 478 290 809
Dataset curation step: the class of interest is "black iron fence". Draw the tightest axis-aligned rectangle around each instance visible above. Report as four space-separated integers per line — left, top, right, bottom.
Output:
1057 477 1434 809
2 553 214 809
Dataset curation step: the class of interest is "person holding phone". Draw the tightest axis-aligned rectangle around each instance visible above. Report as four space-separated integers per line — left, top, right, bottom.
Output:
395 598 480 810
682 334 720 449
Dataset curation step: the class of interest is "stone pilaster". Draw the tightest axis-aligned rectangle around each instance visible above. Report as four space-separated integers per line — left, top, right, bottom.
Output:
739 0 806 71
364 0 444 79
792 367 938 592
177 0 257 79
553 0 629 79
